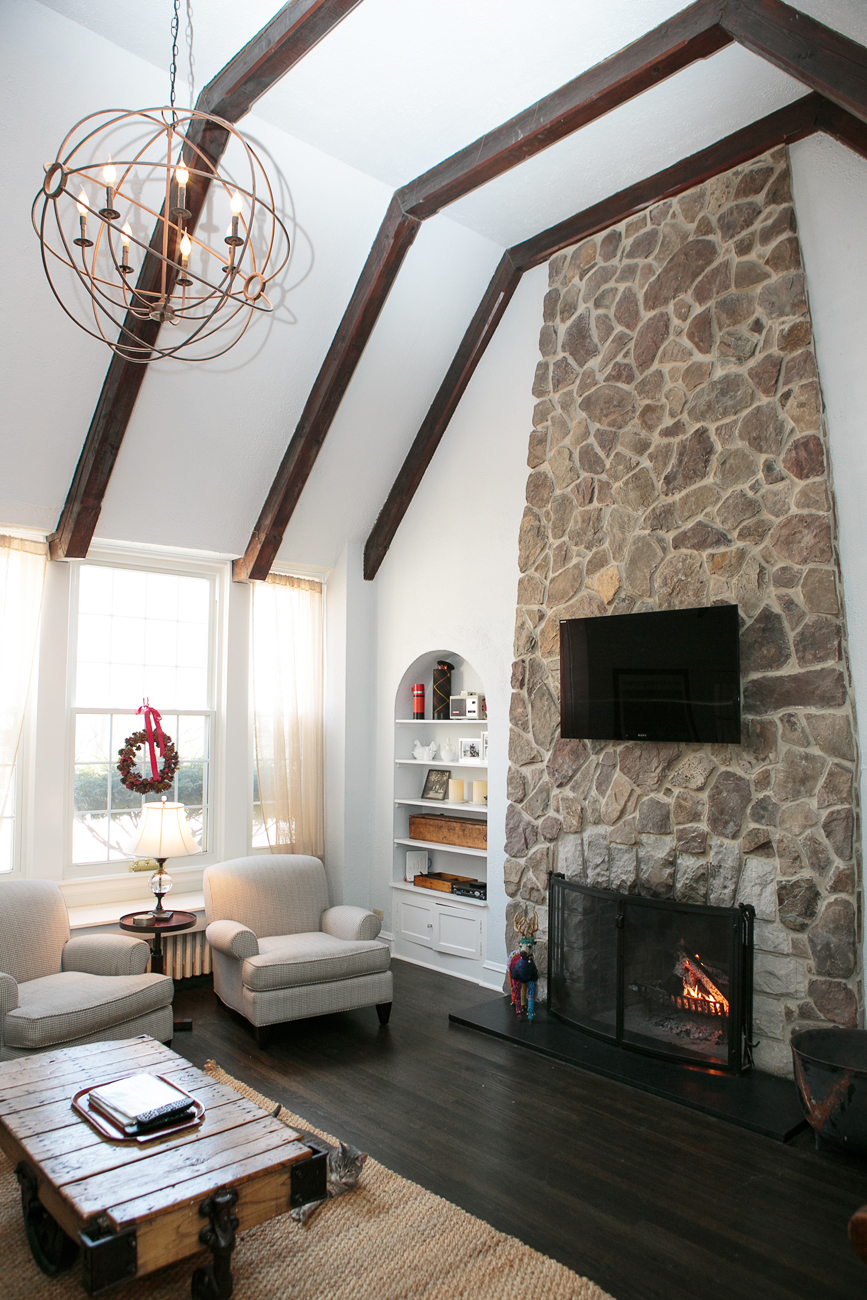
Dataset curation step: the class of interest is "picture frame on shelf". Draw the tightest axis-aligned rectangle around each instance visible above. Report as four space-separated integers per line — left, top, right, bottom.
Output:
480 732 488 762
421 768 450 800
459 737 483 762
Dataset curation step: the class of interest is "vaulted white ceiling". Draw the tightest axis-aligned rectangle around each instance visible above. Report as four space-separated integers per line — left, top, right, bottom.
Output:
5 0 866 569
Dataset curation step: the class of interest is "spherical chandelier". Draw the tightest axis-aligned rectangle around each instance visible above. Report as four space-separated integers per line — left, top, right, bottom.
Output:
32 3 290 363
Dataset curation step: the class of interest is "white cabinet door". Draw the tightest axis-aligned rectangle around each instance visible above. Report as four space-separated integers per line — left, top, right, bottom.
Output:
397 896 434 948
434 903 482 960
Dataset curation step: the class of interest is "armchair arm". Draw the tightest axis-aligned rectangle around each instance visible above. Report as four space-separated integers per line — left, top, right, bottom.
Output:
0 971 18 1032
321 905 382 943
62 934 152 977
206 920 259 960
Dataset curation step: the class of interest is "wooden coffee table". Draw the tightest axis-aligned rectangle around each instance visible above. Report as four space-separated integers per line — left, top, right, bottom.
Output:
0 1035 326 1297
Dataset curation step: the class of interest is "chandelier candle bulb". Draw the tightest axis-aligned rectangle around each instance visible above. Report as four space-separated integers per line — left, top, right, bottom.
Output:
225 191 244 247
120 221 133 274
74 188 92 247
100 158 119 220
172 163 190 219
178 231 193 286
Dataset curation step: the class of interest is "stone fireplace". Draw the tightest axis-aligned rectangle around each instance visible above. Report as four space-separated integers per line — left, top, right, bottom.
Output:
504 146 861 1076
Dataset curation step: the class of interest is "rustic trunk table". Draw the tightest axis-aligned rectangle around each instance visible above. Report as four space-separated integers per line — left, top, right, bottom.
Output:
0 1035 326 1296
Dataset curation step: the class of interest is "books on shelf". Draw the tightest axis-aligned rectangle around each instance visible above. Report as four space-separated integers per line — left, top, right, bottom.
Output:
88 1072 196 1134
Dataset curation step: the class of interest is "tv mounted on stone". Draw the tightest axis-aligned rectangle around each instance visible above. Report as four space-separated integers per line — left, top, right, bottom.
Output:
559 604 741 745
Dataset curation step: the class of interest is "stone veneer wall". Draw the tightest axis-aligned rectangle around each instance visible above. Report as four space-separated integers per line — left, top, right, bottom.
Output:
505 147 861 1076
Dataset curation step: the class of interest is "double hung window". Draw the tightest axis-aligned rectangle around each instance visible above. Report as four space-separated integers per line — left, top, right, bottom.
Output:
70 561 216 873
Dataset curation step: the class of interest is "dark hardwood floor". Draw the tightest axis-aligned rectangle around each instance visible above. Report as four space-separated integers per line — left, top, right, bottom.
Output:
172 959 867 1300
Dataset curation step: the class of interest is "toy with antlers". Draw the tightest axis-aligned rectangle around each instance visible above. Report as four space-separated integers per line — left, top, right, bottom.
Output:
508 910 540 1021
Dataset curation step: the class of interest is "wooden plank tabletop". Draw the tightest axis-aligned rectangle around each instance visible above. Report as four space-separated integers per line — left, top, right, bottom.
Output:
0 1036 313 1278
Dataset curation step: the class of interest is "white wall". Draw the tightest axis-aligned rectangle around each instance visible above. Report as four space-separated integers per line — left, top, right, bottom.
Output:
368 265 547 972
790 134 867 989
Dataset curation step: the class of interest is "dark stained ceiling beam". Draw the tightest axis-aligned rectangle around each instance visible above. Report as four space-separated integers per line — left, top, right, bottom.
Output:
362 93 825 580
363 252 522 580
237 0 867 584
723 0 867 124
233 197 421 582
49 0 365 563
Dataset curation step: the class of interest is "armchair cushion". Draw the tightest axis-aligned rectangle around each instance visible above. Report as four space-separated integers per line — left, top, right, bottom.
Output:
206 920 259 961
204 856 328 937
62 934 151 977
321 905 382 943
3 972 174 1051
241 933 390 993
0 880 70 984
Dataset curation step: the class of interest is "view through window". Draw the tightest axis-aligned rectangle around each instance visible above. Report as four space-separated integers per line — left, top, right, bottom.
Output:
72 563 214 869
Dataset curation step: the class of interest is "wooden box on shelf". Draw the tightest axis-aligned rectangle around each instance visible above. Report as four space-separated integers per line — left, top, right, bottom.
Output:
413 871 475 893
408 813 487 850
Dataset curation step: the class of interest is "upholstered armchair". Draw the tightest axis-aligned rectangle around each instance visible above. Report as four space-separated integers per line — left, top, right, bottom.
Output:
204 855 392 1047
0 880 174 1059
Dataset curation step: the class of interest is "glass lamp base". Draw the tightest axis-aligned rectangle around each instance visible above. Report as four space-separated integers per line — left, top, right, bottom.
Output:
149 864 174 921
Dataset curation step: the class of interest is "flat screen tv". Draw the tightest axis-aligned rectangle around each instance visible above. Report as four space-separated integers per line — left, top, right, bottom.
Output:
559 604 741 744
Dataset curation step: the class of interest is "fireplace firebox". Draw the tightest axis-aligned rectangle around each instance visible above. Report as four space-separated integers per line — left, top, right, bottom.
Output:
548 874 755 1073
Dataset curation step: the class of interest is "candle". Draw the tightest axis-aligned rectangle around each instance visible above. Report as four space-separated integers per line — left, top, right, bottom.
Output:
448 779 464 803
472 781 488 804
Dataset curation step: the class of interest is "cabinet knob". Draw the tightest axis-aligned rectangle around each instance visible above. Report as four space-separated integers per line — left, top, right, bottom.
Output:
427 922 433 928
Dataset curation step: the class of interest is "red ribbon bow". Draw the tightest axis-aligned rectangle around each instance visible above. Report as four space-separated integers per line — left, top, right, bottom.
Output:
136 700 166 781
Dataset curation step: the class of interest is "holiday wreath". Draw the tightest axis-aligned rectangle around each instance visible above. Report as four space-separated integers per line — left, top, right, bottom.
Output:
117 703 180 794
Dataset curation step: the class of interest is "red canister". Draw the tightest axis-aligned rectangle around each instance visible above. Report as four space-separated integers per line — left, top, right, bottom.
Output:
412 684 425 720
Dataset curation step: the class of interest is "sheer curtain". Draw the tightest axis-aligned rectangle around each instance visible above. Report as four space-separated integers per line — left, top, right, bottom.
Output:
252 573 324 856
0 535 48 821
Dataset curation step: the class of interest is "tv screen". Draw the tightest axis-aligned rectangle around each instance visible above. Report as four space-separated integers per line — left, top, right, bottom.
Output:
559 605 741 744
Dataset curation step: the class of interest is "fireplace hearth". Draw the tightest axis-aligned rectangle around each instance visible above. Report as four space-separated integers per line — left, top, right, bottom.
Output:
548 874 755 1073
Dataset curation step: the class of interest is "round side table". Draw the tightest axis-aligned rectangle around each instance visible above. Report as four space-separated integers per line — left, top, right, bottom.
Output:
119 910 197 1032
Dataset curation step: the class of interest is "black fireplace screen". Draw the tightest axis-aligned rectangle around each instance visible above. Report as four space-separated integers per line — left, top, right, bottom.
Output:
548 875 755 1073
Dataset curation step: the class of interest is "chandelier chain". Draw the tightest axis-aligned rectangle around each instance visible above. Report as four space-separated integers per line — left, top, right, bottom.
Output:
186 0 195 107
170 0 180 113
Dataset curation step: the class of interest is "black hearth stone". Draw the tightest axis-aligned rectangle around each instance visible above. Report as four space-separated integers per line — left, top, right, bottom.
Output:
449 997 806 1143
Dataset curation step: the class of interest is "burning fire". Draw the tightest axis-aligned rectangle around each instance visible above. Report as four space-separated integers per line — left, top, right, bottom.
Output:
675 952 729 1017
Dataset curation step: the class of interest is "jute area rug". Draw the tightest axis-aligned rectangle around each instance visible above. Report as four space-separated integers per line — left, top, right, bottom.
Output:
4 1060 614 1300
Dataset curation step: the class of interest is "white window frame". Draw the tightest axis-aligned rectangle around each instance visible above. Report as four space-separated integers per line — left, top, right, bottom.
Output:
64 548 227 883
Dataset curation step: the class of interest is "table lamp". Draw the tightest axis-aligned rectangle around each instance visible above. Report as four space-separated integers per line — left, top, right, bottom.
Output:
127 796 200 920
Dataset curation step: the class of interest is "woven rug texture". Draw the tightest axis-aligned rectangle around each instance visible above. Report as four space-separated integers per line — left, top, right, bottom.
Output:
3 1059 613 1300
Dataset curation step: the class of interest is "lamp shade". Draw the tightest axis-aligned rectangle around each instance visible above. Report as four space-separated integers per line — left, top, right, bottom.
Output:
127 800 200 860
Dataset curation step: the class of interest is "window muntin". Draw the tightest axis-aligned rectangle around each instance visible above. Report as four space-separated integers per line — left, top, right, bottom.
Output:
71 563 215 870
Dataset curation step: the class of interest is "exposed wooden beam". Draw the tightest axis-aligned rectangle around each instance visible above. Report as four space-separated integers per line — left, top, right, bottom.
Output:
49 0 365 562
815 96 867 160
396 0 731 220
363 253 522 580
362 93 824 580
510 93 823 271
233 197 421 582
723 0 867 124
237 1 735 580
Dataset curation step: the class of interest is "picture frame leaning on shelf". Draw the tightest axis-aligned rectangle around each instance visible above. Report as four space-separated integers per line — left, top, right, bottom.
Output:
421 768 450 800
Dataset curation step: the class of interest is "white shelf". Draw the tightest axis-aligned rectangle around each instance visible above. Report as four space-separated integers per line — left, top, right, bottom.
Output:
390 880 488 909
396 718 487 726
395 837 486 858
396 759 487 768
396 798 487 813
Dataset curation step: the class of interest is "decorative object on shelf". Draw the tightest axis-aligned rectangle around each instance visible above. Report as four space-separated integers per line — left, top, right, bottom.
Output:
459 737 483 763
412 683 425 720
421 769 450 800
439 736 458 764
432 660 454 719
32 0 290 362
448 779 465 803
405 849 430 881
480 733 488 762
408 813 487 850
508 911 540 1021
126 795 201 919
413 739 437 763
117 701 180 794
450 693 485 718
472 781 487 805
